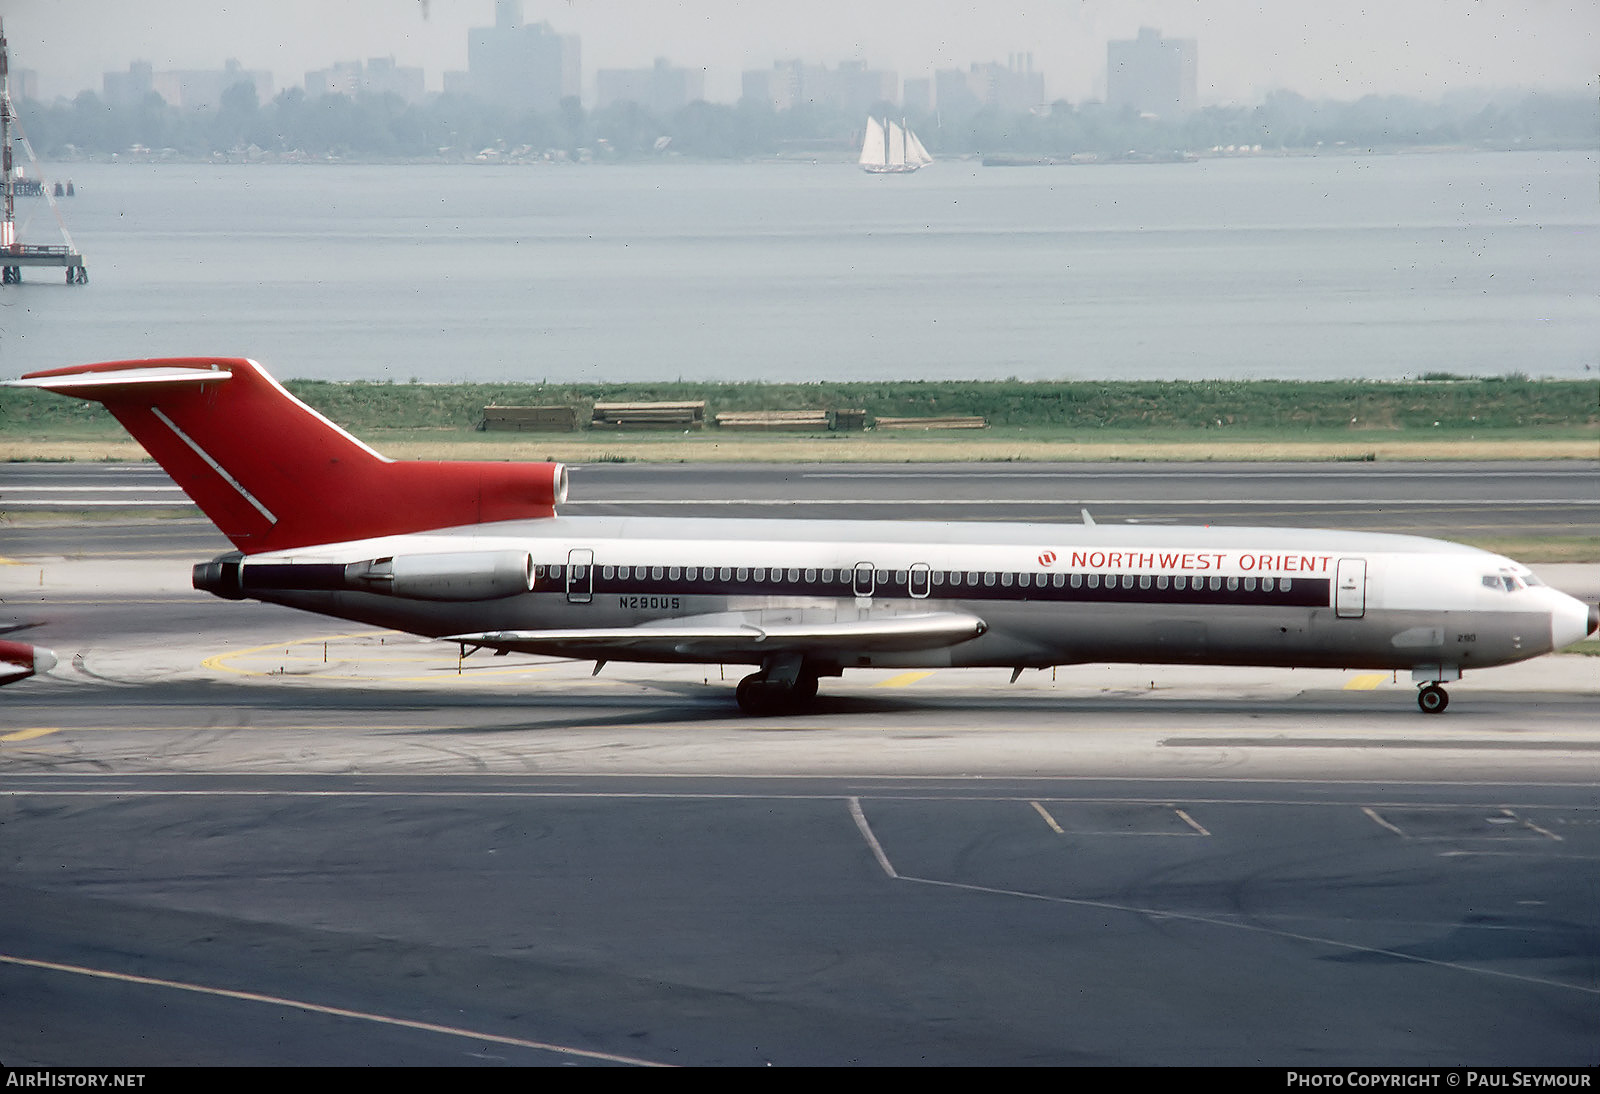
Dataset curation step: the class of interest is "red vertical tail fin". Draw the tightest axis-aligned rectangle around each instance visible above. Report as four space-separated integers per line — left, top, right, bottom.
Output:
13 358 566 552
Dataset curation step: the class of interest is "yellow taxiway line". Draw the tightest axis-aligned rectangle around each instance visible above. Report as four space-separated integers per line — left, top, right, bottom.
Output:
876 671 935 688
0 727 61 742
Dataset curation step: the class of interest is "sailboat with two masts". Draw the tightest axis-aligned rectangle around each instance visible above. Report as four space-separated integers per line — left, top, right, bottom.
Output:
858 117 933 174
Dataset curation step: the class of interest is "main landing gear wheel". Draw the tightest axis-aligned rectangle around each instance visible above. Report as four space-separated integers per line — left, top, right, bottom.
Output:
1417 683 1449 715
736 670 819 716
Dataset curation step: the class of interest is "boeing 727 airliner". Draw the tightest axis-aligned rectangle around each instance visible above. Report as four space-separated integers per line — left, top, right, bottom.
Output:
12 358 1596 714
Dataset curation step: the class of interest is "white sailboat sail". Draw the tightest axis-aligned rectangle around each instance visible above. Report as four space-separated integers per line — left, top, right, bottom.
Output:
886 120 908 168
858 117 887 168
906 128 933 167
859 116 932 174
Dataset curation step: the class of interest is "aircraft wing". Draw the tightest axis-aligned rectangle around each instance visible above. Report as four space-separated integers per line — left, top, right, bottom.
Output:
446 610 987 661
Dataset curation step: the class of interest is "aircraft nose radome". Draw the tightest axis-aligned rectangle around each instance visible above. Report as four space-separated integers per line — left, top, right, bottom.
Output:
1551 598 1597 652
33 647 58 674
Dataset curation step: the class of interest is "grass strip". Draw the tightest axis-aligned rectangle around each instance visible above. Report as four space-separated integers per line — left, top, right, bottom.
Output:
3 375 1594 441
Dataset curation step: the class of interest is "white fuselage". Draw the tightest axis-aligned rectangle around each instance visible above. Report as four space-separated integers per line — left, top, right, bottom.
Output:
212 515 1593 678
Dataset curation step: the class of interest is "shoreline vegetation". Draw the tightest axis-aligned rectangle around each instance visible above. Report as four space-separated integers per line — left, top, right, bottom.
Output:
22 141 1593 169
18 86 1592 165
3 375 1595 463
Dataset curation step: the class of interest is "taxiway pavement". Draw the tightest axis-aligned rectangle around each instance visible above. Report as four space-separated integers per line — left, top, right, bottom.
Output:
0 462 1596 1066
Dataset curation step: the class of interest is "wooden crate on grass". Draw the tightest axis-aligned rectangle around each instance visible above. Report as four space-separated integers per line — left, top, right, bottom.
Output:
714 410 832 431
481 405 580 432
591 401 706 429
872 415 988 431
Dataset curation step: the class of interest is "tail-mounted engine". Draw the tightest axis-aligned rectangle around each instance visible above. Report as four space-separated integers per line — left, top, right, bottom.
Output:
195 550 536 603
345 551 535 601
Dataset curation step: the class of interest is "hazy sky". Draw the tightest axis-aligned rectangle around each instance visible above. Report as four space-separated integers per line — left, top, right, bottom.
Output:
6 0 1596 105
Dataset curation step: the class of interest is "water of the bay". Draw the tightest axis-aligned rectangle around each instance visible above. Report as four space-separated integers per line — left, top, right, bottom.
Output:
1 151 1594 383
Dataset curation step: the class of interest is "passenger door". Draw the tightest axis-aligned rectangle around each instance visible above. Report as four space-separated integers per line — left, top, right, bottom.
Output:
567 548 594 604
853 561 876 599
909 562 931 599
1335 557 1366 619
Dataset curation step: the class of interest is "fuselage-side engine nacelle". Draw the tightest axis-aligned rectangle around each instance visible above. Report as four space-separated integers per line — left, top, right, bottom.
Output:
194 550 536 603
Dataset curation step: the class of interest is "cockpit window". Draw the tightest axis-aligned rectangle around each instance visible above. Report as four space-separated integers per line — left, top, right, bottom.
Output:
1522 573 1543 587
1483 573 1524 592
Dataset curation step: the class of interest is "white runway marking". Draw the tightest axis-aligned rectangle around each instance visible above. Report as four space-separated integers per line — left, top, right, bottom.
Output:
804 470 1599 481
849 797 899 879
563 497 1581 507
0 953 670 1067
3 486 188 492
844 802 1599 998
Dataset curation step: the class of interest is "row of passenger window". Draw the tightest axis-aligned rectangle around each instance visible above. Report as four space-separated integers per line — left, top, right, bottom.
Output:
536 563 1295 595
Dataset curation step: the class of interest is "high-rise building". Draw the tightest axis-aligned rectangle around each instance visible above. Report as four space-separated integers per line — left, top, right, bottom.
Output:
306 58 425 103
596 58 704 114
741 61 803 111
466 0 580 112
362 57 426 104
835 61 898 115
930 56 1042 118
1106 27 1196 118
933 68 980 118
10 68 38 102
305 61 364 98
968 54 1045 112
104 59 271 111
902 77 932 115
103 61 155 108
740 60 896 113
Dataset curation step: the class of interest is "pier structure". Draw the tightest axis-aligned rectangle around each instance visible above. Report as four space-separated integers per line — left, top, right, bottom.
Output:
1 18 86 285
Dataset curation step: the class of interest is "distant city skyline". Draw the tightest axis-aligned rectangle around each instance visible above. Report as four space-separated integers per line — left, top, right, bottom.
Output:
5 0 1596 107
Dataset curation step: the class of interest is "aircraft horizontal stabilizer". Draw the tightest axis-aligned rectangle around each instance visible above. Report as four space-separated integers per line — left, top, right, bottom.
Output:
8 365 236 392
448 610 987 660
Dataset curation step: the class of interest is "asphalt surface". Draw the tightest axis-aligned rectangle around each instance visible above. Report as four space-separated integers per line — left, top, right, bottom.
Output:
0 461 1597 1066
5 458 1599 535
3 766 1597 1066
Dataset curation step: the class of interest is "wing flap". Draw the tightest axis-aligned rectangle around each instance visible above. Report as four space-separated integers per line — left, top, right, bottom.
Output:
446 611 987 660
